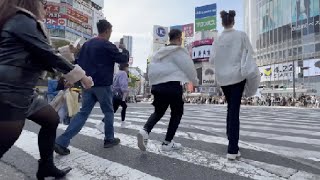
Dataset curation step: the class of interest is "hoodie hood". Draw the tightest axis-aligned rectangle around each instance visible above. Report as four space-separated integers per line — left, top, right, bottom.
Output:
153 45 182 61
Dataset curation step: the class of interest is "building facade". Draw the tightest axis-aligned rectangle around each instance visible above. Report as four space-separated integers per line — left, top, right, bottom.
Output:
245 0 320 95
123 36 133 56
46 0 104 44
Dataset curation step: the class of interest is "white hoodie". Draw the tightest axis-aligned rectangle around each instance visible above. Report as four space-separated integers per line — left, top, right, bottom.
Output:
148 45 198 86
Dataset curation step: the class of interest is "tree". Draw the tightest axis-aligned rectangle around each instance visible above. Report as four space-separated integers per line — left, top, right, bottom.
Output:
128 73 140 88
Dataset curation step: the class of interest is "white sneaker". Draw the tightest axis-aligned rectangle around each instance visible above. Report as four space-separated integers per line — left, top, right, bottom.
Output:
227 151 241 160
137 129 149 151
96 121 104 134
161 142 182 151
120 121 130 128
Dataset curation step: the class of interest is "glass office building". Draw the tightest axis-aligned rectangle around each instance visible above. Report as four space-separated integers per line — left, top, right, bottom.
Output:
246 0 320 95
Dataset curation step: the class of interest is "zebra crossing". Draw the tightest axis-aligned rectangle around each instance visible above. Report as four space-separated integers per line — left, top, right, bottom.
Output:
3 103 320 180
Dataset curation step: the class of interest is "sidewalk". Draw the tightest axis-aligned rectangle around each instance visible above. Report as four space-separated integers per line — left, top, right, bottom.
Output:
0 161 27 180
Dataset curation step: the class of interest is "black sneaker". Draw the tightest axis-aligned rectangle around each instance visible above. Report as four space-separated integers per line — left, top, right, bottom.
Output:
104 138 120 148
54 144 70 156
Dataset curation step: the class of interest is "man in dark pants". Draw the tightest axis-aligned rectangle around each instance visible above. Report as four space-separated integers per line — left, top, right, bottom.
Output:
137 29 198 151
55 20 129 155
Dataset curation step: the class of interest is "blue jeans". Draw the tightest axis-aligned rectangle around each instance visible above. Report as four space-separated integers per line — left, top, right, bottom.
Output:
56 86 114 148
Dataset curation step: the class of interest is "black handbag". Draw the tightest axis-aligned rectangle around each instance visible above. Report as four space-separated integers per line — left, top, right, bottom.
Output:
113 92 123 101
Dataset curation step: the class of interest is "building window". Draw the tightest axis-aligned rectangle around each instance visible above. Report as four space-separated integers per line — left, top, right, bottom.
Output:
298 47 303 55
315 43 320 52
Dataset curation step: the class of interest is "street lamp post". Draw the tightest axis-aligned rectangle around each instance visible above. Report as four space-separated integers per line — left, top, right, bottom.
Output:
292 60 296 98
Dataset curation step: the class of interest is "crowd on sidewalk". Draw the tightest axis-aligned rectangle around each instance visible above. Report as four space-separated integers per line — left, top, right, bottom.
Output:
184 95 320 108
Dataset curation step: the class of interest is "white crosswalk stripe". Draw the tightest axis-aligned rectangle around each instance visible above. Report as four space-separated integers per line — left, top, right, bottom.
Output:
14 131 162 180
9 105 320 180
57 124 318 180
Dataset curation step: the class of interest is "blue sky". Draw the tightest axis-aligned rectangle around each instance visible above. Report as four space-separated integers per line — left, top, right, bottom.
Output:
103 0 244 72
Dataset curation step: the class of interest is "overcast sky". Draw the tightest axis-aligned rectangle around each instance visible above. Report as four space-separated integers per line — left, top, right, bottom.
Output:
103 0 244 72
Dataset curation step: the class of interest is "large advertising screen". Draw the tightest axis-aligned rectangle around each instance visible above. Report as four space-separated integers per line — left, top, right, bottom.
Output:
303 59 320 77
259 61 298 82
259 0 320 34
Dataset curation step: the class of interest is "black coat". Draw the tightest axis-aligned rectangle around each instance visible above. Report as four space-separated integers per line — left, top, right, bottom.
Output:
0 9 73 95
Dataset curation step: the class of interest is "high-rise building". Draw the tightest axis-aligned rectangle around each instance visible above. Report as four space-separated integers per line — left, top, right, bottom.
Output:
245 0 320 95
122 36 133 56
45 0 104 44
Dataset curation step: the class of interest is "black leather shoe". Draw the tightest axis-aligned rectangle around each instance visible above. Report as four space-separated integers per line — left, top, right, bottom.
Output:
54 143 70 156
104 138 120 148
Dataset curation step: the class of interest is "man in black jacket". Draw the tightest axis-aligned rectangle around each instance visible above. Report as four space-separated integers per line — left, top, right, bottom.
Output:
55 20 129 155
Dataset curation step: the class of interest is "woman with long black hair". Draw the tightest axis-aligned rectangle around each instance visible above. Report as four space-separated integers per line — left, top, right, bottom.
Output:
0 0 93 179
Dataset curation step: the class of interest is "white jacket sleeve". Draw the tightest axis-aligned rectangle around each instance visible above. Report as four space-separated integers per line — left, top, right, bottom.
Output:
243 32 254 54
173 48 198 85
209 41 217 65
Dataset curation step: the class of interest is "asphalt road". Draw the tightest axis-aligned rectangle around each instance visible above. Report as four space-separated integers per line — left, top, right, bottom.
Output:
1 103 320 180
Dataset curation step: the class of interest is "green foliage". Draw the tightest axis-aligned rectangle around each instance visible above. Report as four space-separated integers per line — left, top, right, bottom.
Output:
129 73 140 88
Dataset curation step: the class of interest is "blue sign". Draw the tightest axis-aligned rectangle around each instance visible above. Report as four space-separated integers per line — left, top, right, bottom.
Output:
156 27 166 37
46 24 65 30
195 4 217 19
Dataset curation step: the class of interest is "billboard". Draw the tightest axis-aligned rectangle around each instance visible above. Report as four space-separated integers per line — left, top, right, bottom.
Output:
202 62 215 86
192 39 213 62
259 0 320 34
259 61 298 82
292 0 320 22
170 23 194 37
195 4 217 19
153 25 169 44
195 3 217 32
195 16 217 32
303 59 320 77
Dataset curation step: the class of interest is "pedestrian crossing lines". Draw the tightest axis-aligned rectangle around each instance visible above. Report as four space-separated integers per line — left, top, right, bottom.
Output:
6 104 320 180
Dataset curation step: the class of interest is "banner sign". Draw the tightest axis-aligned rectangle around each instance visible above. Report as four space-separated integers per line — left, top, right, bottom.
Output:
202 62 215 86
303 59 320 77
170 23 194 37
259 62 298 82
46 12 68 19
195 4 217 19
192 39 213 62
153 25 169 44
195 16 216 32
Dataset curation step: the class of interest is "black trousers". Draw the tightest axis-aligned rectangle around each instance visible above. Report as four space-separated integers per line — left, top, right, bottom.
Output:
144 82 184 142
113 98 127 122
221 80 246 154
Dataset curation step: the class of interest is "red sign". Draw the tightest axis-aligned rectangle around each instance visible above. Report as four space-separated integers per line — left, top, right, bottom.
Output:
182 23 194 37
46 18 58 25
58 18 66 26
192 39 214 47
67 7 89 23
46 4 60 13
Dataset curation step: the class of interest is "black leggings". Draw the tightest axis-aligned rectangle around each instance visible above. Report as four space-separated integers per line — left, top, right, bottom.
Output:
0 105 59 161
113 99 127 122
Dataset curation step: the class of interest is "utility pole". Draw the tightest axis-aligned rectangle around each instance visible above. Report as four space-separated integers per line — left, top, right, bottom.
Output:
293 60 296 98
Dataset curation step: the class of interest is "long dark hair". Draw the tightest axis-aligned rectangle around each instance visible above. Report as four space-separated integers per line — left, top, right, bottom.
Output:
0 0 43 30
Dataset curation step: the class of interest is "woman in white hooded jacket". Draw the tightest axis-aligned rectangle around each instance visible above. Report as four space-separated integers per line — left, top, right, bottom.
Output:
137 29 198 152
210 10 254 160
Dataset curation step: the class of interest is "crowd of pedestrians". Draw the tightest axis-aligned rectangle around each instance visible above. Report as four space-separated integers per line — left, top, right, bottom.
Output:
184 95 320 108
